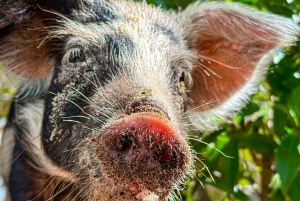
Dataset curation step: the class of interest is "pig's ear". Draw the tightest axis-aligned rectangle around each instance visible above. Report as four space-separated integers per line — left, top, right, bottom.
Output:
0 0 37 30
181 2 300 131
0 0 73 79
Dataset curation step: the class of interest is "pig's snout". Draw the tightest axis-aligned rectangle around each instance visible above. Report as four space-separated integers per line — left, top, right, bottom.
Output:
102 113 183 168
94 113 191 199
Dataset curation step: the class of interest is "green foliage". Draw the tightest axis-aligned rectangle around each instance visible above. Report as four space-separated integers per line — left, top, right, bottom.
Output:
0 66 14 118
134 0 300 200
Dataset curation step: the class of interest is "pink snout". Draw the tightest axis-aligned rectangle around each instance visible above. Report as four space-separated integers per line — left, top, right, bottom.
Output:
94 112 191 199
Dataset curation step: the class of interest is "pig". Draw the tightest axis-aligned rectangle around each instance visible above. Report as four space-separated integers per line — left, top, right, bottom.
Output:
0 0 299 200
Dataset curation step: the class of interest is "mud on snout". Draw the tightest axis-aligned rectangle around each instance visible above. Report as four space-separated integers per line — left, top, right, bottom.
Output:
90 111 192 200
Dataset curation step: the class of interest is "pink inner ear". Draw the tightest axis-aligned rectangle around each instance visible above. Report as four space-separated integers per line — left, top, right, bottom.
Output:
0 15 53 79
186 8 282 112
188 38 274 111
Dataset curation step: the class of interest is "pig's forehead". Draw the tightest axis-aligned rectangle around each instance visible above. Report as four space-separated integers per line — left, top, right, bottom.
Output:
55 0 183 48
74 0 176 25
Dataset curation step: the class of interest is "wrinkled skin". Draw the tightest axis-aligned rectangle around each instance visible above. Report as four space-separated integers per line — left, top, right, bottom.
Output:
0 0 299 201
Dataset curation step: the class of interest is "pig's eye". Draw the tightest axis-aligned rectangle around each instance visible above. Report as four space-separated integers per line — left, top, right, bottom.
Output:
67 48 86 63
179 72 185 82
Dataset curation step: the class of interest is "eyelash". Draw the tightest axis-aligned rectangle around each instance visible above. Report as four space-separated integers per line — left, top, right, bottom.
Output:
64 47 86 64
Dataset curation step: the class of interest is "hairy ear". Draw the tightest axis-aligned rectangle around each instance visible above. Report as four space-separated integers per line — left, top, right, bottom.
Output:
0 0 75 79
0 17 55 79
181 2 300 131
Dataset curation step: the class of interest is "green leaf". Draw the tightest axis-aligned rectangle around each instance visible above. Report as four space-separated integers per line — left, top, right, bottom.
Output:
275 136 300 193
233 186 251 201
269 189 286 201
207 134 230 162
261 2 294 17
214 140 239 192
242 102 259 116
287 173 300 201
288 86 300 117
239 134 277 155
273 106 288 137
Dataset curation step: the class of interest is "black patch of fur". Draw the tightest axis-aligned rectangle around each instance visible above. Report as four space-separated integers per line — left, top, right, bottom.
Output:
41 30 135 175
105 32 134 67
0 0 37 29
9 138 78 200
9 138 46 201
39 0 73 15
7 100 82 200
85 0 116 23
154 24 179 42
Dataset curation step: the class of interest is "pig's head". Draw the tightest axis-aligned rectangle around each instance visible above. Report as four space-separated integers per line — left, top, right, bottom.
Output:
0 0 299 200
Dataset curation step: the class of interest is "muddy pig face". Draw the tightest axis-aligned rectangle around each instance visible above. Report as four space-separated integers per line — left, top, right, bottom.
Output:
42 4 193 199
0 0 299 200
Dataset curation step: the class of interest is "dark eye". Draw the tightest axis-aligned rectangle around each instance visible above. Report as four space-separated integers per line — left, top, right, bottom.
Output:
179 71 185 82
68 48 85 63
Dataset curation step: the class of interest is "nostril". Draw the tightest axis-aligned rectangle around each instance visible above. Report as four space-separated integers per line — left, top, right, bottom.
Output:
159 148 170 163
157 145 179 169
115 135 132 152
